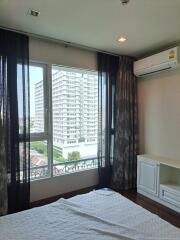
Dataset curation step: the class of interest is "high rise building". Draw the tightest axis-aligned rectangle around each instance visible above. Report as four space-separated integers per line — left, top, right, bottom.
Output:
34 80 44 133
34 66 98 160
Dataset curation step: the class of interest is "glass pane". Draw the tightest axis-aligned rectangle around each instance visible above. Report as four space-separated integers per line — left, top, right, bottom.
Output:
30 141 49 180
19 142 30 181
112 85 115 129
52 66 98 176
17 63 29 135
29 65 44 133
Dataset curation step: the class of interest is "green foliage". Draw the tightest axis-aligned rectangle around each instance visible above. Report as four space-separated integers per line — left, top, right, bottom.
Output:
30 141 47 156
68 151 80 161
30 142 65 163
78 137 85 143
53 148 65 162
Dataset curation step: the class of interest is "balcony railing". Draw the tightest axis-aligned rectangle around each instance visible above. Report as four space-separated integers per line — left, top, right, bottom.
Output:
30 157 98 180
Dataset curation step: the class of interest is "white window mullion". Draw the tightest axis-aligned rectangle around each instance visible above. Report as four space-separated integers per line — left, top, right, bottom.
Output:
47 64 53 178
29 62 50 180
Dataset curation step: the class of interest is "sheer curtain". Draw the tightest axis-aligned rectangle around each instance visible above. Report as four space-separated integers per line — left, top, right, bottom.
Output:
97 52 119 187
112 56 138 191
0 29 30 215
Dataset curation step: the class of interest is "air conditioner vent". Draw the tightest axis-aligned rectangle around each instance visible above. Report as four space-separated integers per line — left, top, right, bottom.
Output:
134 47 180 77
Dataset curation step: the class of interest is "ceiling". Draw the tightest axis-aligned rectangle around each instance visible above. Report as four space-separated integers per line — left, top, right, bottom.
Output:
0 0 180 57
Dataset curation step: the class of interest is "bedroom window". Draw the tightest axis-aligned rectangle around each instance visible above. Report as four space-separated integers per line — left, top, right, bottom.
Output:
29 63 98 180
29 64 50 180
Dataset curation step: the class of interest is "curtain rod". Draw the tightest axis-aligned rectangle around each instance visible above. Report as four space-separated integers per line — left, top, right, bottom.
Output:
0 25 119 57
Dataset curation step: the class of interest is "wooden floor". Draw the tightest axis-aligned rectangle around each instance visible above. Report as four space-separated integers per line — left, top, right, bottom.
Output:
121 190 180 228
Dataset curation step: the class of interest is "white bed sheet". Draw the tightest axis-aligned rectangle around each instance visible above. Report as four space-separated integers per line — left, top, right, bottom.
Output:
0 189 179 240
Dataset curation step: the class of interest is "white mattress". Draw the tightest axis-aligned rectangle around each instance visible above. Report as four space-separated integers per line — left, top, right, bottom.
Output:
0 189 179 240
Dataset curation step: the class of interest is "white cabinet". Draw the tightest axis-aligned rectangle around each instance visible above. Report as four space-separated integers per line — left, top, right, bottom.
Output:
160 184 180 208
137 155 180 213
137 158 159 196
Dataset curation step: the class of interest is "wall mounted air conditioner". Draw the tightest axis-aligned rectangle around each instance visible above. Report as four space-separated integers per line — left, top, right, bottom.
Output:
134 46 180 77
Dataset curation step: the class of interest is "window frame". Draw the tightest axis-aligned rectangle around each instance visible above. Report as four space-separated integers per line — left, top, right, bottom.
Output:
29 62 98 181
29 62 52 180
29 62 48 140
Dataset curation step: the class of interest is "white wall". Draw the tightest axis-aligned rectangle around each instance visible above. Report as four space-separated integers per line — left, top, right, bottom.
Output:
138 68 180 161
30 169 98 202
29 37 98 202
29 38 97 70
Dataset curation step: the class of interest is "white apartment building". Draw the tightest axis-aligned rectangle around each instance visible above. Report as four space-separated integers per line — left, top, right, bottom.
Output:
34 66 98 159
34 80 44 133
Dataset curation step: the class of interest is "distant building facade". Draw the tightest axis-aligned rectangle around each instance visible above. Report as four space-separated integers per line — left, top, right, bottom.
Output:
34 67 98 159
34 80 44 132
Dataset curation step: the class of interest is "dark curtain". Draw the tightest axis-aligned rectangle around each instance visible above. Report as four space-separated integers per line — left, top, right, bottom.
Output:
0 29 30 215
111 56 138 191
97 52 119 187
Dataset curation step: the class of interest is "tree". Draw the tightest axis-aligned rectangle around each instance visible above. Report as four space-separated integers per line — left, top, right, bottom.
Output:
68 151 80 161
78 137 85 143
53 148 65 162
30 142 47 156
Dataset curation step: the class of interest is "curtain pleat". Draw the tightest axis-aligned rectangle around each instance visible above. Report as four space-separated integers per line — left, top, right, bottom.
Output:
111 56 138 191
0 55 8 215
0 29 30 215
97 52 119 187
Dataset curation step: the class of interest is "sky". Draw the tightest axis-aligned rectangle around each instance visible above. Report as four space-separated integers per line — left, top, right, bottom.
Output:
30 65 43 118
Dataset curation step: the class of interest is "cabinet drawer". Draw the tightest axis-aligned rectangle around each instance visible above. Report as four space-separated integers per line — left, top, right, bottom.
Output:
160 185 180 208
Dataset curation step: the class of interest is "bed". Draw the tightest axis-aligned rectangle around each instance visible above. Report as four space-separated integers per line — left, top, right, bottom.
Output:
0 189 180 240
